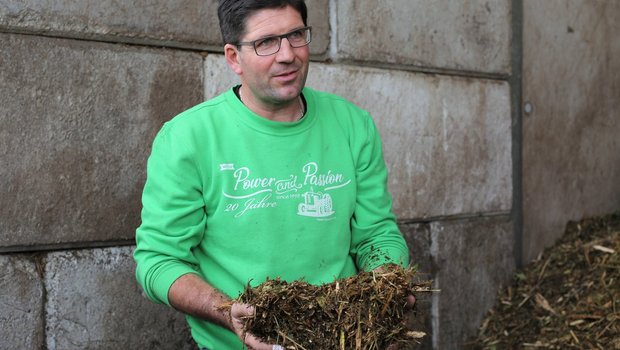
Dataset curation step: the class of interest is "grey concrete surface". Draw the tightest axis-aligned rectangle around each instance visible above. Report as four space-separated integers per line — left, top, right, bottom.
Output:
335 0 512 75
0 0 330 54
0 33 204 248
400 223 432 277
430 216 514 349
0 0 214 45
204 55 513 220
44 247 194 350
400 222 433 349
0 254 44 350
521 0 620 262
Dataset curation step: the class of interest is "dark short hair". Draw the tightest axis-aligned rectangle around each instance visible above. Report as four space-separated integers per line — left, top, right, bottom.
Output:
218 0 308 45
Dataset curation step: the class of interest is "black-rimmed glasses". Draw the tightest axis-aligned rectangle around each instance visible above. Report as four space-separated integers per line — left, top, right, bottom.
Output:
236 26 312 56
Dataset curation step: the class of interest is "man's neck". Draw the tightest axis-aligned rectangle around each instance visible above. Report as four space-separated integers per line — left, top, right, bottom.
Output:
237 86 304 122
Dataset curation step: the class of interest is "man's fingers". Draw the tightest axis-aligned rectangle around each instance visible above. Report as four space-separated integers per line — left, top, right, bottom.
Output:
230 303 281 350
244 331 282 350
406 295 416 308
231 302 255 318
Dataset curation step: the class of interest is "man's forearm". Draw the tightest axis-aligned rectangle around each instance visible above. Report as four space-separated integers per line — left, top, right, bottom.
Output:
168 273 233 331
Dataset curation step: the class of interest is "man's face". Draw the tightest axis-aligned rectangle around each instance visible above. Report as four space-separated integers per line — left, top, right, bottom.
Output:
226 5 310 107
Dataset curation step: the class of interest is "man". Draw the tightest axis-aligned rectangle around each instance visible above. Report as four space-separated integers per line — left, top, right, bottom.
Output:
134 0 411 349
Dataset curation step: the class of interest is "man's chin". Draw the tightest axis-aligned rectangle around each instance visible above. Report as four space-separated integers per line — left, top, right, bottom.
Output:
272 86 304 101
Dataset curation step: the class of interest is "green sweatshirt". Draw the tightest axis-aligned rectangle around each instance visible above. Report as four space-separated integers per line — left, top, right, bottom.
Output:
134 87 409 349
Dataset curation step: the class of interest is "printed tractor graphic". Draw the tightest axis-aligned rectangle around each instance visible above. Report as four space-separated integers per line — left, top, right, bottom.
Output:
297 189 334 217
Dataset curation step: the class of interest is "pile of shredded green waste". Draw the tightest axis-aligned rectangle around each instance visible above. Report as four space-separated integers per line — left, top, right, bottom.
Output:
469 212 620 349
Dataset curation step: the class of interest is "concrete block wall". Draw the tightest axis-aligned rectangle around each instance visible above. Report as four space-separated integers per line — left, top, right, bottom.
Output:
521 0 620 263
1 0 517 349
0 33 204 248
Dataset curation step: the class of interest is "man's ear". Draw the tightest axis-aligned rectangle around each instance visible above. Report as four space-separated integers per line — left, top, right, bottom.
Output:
224 44 243 75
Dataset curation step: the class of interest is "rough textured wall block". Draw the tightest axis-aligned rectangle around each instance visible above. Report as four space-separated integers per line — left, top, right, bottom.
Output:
0 0 330 54
0 255 44 349
431 216 514 349
44 247 194 350
0 33 204 248
522 0 620 262
0 0 217 48
336 0 511 74
400 222 433 349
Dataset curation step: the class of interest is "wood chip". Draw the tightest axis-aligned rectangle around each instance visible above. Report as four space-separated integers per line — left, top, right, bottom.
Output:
592 244 615 254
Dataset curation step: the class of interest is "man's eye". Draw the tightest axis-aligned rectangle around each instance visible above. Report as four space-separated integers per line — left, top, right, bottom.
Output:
289 30 304 39
256 37 278 48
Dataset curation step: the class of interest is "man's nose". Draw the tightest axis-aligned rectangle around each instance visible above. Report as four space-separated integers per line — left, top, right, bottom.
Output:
275 38 295 62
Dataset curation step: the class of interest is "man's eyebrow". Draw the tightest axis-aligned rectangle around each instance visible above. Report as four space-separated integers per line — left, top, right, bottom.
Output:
252 26 306 40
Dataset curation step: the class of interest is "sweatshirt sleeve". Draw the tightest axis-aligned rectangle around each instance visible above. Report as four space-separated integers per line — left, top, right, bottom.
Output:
133 122 206 305
349 115 410 271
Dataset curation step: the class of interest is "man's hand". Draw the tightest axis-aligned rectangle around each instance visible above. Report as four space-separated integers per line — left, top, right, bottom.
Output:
230 302 284 350
168 274 283 350
405 294 417 310
372 266 417 350
385 294 417 350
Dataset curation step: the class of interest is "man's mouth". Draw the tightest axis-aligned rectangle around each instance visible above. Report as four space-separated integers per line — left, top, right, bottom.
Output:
274 69 298 78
